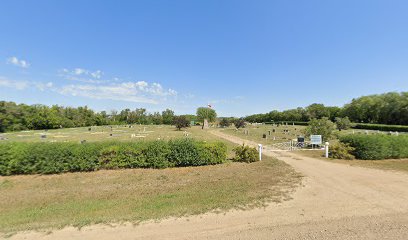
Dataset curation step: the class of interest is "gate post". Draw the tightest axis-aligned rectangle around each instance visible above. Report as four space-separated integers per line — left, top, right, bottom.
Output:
325 142 329 158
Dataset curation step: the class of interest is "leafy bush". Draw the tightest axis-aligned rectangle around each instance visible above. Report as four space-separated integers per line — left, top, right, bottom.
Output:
0 139 227 175
305 117 336 141
173 116 190 130
233 144 258 163
340 134 408 160
352 123 408 132
329 142 355 160
219 118 231 128
335 117 353 131
234 119 246 129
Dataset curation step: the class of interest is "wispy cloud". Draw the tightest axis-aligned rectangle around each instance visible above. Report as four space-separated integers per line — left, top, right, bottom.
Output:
1 75 177 104
0 77 29 90
6 56 30 68
209 96 244 105
59 68 105 83
57 81 177 104
0 77 52 91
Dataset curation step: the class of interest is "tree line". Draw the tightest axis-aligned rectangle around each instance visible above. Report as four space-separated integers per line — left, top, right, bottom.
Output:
245 92 408 125
0 101 181 132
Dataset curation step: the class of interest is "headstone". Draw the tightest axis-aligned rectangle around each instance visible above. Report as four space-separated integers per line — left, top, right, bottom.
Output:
203 119 209 129
131 134 136 138
88 127 92 131
110 133 113 137
272 129 275 133
41 134 47 139
396 131 399 136
262 134 267 139
268 130 271 135
297 136 305 148
273 136 276 140
80 140 87 144
365 130 369 135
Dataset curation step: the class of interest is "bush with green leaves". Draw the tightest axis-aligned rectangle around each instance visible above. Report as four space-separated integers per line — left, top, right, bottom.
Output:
304 117 336 141
0 139 227 175
335 117 353 131
173 116 190 130
340 134 408 160
219 118 231 128
234 119 246 129
329 142 355 160
232 144 258 163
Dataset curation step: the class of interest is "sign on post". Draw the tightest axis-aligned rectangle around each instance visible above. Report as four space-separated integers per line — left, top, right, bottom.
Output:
310 135 322 145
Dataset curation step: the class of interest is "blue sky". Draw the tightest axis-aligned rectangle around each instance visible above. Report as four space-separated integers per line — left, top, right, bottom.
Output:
1 0 407 116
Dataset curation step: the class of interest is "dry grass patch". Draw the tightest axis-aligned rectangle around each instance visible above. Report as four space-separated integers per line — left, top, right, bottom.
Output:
0 155 301 234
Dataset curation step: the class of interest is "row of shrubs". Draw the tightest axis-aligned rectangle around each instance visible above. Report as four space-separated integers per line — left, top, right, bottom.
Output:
339 135 408 160
263 121 408 132
352 123 408 132
0 139 227 175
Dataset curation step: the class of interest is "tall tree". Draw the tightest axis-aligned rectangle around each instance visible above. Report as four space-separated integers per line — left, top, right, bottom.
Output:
196 107 217 129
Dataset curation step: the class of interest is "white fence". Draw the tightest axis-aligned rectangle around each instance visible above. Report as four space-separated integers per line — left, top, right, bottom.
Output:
263 141 313 151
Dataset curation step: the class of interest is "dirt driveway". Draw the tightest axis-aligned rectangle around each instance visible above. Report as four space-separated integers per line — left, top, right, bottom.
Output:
8 130 408 240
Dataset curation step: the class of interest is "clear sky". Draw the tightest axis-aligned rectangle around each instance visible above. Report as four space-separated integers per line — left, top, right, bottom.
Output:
1 0 407 117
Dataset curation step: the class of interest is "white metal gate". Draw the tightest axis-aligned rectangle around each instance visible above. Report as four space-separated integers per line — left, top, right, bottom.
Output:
264 141 309 151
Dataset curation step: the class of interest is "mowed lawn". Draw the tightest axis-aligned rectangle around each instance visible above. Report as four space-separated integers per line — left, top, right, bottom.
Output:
0 155 301 233
297 150 408 173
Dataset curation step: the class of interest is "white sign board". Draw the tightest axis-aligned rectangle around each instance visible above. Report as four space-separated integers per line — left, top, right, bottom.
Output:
310 135 322 145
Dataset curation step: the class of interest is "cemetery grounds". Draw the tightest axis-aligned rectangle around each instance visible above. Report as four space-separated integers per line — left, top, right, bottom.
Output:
0 125 302 234
222 124 408 173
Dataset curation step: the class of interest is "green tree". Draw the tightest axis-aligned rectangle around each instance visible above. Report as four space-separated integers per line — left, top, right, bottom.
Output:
162 109 175 125
335 117 352 131
196 107 217 129
304 117 336 141
306 103 330 120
